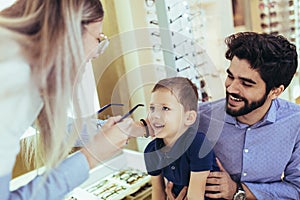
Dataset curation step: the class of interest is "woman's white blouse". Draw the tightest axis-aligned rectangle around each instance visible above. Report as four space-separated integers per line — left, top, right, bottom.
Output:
0 55 43 176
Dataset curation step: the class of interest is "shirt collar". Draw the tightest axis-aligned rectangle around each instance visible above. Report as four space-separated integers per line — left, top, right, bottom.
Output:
224 99 277 129
155 127 196 159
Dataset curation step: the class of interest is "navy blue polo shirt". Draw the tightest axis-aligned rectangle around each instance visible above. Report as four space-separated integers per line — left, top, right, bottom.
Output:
144 128 218 197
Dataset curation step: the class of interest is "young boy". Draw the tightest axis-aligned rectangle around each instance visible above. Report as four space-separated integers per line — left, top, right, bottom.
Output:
144 77 218 200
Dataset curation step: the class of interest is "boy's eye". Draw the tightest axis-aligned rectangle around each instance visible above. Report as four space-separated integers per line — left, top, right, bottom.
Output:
162 106 170 111
149 106 155 112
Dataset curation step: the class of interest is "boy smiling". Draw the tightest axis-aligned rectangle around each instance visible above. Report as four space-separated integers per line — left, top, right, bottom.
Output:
144 77 217 200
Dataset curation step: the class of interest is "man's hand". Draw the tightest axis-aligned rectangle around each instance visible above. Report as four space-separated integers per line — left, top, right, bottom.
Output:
165 181 187 200
205 158 237 199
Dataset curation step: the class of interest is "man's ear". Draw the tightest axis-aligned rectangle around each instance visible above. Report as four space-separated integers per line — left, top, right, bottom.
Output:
269 85 284 99
185 110 197 126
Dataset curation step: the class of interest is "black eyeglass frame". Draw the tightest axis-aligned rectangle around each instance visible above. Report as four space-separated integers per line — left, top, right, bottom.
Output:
117 104 145 122
97 103 124 114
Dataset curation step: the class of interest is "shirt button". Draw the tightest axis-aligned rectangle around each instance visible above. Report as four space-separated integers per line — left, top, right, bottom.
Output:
244 149 249 153
171 166 176 170
247 128 251 131
243 172 247 177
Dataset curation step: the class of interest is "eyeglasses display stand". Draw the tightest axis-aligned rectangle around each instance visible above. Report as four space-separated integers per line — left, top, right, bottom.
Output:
255 0 300 101
257 0 299 44
145 0 234 101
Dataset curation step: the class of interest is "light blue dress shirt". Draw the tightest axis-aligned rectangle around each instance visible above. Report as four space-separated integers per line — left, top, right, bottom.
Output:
0 152 89 200
198 98 300 199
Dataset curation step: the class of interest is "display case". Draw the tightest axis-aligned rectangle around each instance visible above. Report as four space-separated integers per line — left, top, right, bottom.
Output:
65 150 151 200
248 0 300 102
143 0 234 101
10 150 151 200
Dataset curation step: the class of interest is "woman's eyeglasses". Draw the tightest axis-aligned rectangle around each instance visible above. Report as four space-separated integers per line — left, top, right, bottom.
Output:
84 25 110 55
97 33 110 54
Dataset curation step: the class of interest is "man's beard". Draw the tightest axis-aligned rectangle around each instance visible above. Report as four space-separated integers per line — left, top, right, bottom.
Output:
225 92 268 117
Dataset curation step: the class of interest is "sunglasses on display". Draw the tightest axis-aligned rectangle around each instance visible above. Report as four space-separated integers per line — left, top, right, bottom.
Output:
167 1 188 11
149 20 159 25
260 21 279 29
169 14 183 24
258 1 276 11
175 53 189 61
151 31 160 37
177 65 190 72
260 12 277 19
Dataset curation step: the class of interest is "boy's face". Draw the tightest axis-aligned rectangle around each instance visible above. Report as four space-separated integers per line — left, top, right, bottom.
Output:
148 88 189 142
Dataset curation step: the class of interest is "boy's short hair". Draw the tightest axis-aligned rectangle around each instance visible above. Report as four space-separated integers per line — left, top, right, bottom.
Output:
152 77 199 111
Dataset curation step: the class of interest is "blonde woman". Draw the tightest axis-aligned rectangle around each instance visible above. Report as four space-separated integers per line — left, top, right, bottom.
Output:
0 0 144 199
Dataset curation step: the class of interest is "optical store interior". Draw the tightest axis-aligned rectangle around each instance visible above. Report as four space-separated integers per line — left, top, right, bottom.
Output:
3 0 300 199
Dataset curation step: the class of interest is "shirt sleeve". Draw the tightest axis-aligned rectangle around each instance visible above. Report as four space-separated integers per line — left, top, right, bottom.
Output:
188 132 214 172
245 131 300 199
0 151 90 200
144 140 161 176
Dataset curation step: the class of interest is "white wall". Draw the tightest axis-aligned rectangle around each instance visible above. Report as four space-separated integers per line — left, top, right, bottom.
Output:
0 0 16 11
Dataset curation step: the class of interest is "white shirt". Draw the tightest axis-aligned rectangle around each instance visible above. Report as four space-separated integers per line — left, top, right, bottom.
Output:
0 55 43 176
0 38 90 200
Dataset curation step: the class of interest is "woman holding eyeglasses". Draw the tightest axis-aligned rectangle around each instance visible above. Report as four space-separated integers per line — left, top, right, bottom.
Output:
0 0 145 199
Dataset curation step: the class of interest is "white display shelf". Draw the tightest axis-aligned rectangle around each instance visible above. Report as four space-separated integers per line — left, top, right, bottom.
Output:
67 149 150 200
80 149 148 188
10 150 149 199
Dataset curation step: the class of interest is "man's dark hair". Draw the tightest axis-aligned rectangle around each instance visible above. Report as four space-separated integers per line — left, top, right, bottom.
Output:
225 32 298 93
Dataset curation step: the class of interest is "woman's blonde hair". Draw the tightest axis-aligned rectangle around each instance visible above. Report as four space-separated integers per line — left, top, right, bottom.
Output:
0 0 104 170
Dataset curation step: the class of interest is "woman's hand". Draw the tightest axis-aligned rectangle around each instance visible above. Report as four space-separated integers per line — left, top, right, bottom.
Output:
81 116 134 168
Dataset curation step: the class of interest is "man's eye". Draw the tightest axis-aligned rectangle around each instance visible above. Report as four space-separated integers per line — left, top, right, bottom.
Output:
242 82 252 87
227 74 234 79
